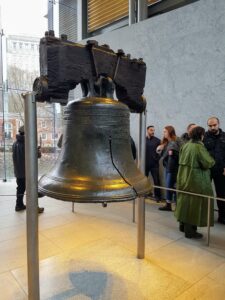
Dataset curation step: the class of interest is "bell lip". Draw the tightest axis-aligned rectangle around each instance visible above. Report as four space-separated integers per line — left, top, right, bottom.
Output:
38 187 151 203
38 173 152 203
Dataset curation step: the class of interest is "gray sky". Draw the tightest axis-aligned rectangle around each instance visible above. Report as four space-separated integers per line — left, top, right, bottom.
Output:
0 0 47 37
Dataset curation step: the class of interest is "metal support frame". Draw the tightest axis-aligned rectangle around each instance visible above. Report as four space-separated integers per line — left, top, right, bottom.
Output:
137 110 146 259
23 92 40 300
23 91 147 300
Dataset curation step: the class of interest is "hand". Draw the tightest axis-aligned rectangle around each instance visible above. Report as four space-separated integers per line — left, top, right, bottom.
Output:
156 144 164 154
157 144 164 151
223 168 225 176
168 150 173 156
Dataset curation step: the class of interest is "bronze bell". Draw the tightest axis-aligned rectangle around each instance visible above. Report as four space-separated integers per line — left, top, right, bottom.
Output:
38 97 151 203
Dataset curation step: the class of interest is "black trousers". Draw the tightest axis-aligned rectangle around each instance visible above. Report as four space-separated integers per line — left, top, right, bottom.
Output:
212 173 225 218
145 166 161 200
16 178 26 207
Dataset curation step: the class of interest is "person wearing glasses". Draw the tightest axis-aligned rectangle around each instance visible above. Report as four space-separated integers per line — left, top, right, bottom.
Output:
203 117 225 224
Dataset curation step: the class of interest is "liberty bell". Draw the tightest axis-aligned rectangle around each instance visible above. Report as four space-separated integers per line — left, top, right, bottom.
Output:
35 33 152 203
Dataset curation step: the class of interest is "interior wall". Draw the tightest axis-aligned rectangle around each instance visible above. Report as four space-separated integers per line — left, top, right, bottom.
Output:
79 0 225 143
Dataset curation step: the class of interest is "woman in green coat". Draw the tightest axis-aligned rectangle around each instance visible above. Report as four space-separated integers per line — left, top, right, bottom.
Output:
175 126 215 239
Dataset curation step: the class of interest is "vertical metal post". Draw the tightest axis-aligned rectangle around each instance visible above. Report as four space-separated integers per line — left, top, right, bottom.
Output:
0 30 7 182
53 103 56 159
207 197 211 246
48 0 54 31
77 0 88 40
129 0 136 25
1 84 6 182
137 110 146 259
132 199 136 223
137 0 148 22
23 92 40 300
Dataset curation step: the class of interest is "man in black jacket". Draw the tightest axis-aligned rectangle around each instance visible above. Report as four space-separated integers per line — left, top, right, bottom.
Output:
203 117 225 224
180 123 196 143
145 125 161 202
12 125 44 213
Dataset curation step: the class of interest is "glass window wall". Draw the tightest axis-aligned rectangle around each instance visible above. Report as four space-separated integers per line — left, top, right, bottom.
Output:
0 33 63 181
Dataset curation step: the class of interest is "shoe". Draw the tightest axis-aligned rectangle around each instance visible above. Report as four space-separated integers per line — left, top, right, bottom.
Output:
38 192 45 198
38 207 44 214
179 223 184 232
185 232 203 239
159 203 172 211
15 204 26 212
218 217 225 225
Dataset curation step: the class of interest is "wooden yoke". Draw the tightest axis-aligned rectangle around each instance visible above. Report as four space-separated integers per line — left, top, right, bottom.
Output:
33 30 147 113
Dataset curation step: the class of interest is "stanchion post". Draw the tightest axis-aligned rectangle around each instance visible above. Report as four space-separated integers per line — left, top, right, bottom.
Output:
132 199 135 223
137 110 146 259
72 201 75 213
207 197 211 247
23 92 40 300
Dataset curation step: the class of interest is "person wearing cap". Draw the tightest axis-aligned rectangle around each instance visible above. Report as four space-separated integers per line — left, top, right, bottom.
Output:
12 125 44 213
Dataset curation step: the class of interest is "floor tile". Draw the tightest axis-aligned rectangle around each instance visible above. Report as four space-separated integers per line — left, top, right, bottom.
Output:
0 234 62 273
0 223 26 242
176 276 225 300
12 239 189 300
150 239 225 283
1 180 225 299
0 272 27 300
208 261 225 285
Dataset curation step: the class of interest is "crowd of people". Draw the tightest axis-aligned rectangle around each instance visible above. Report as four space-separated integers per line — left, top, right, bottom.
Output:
145 117 225 239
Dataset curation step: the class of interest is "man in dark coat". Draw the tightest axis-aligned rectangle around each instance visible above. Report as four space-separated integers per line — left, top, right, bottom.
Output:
12 125 44 213
180 123 196 143
145 125 161 202
203 117 225 224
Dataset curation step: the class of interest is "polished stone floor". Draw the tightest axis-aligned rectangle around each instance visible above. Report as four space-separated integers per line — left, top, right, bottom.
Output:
0 180 225 299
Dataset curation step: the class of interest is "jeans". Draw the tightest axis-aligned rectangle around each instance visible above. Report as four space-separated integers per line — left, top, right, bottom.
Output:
165 171 176 203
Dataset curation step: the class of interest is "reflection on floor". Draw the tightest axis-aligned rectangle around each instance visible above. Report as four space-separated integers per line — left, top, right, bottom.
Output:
0 180 225 299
